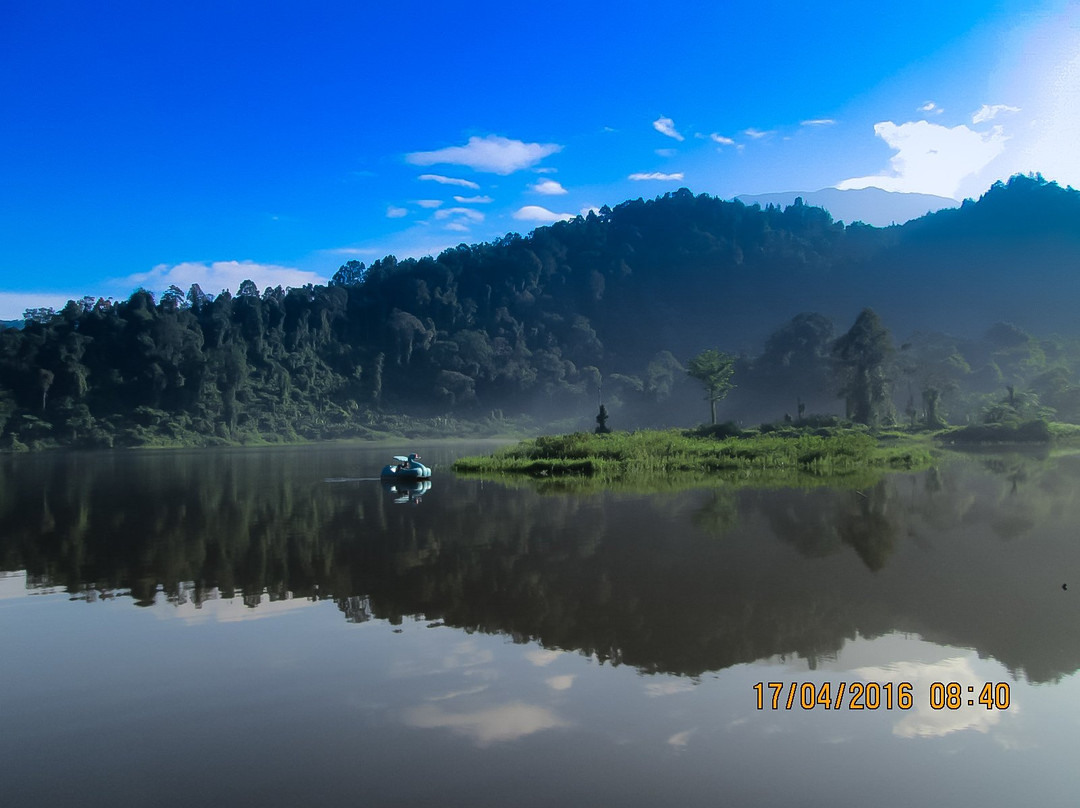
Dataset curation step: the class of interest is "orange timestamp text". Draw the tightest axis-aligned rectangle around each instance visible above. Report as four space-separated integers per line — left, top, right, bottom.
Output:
752 681 1011 711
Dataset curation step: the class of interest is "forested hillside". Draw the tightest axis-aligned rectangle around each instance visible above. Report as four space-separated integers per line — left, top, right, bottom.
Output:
3 174 1080 449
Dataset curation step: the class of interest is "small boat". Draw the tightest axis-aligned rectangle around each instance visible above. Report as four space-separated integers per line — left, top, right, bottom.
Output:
380 452 432 480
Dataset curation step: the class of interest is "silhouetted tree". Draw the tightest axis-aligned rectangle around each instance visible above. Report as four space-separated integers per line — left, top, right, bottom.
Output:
832 309 894 426
687 349 736 425
595 403 611 433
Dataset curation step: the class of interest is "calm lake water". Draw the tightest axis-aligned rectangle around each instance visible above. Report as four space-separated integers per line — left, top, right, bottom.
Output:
2 442 1080 806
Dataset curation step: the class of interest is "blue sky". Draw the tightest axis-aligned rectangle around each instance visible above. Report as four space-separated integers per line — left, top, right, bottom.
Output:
2 0 1079 318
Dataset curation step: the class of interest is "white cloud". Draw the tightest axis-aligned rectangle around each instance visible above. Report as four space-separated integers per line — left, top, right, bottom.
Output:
667 729 695 748
386 206 408 218
439 640 495 672
323 247 382 256
403 702 570 746
836 119 1007 198
545 675 575 691
525 649 562 667
644 679 696 697
653 116 685 141
415 199 443 209
919 101 943 114
743 128 773 139
655 148 678 157
986 8 1080 190
710 133 735 146
801 118 836 126
151 590 318 624
435 207 485 223
418 173 481 189
530 179 568 195
407 135 562 175
855 657 1005 739
434 206 485 233
453 195 494 203
628 172 685 181
972 104 1021 124
513 205 575 223
120 260 326 298
426 685 491 702
0 291 92 320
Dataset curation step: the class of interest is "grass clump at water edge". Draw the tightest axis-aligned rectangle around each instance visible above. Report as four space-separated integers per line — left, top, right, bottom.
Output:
452 427 934 486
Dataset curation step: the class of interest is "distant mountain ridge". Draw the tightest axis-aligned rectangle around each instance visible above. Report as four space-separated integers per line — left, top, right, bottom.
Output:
736 186 958 227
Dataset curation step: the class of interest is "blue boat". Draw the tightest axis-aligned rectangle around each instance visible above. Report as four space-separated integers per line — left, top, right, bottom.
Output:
380 452 432 480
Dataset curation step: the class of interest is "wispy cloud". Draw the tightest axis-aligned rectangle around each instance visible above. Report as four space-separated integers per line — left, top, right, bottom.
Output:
386 206 408 218
918 101 943 115
644 679 696 697
513 205 575 223
434 207 485 232
655 148 678 157
453 195 494 204
653 116 685 141
743 128 773 139
415 199 443 209
801 118 836 126
628 171 684 181
837 119 1006 198
667 729 695 748
418 173 481 189
407 135 562 175
972 104 1021 124
529 179 568 195
435 207 484 223
121 260 326 297
710 133 735 146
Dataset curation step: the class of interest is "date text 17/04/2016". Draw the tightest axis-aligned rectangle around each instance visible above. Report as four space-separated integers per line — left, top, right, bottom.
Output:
752 681 1011 711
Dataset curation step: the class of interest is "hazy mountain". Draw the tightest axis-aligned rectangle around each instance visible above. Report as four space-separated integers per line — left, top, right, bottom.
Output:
736 186 958 226
3 174 1080 447
0 320 24 331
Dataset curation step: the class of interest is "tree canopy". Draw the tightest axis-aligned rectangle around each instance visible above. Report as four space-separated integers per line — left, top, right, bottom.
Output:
3 175 1080 448
687 349 736 424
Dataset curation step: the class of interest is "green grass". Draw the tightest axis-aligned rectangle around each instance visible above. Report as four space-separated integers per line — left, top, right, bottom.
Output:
452 427 935 489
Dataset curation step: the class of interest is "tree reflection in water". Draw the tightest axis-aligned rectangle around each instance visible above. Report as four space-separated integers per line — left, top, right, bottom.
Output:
2 446 1079 682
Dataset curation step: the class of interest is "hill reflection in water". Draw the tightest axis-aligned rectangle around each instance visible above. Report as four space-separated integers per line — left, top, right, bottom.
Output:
2 444 1078 683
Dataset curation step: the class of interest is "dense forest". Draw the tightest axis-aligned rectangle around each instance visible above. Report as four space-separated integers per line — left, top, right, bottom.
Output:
3 173 1080 450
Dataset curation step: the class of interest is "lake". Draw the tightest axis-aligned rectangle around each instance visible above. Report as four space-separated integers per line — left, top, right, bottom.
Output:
2 442 1079 806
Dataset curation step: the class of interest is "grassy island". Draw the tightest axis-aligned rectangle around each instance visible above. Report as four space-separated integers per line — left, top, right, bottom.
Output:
452 426 935 487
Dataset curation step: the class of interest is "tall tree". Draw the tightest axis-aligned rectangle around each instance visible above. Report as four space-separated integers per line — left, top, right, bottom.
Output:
687 349 736 424
832 308 894 426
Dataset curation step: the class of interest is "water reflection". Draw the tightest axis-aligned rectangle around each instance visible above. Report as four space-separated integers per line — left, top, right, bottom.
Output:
2 446 1079 684
383 478 431 505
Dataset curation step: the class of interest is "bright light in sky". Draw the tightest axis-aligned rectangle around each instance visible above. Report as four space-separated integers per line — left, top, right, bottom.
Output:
836 119 1010 198
0 0 1077 318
